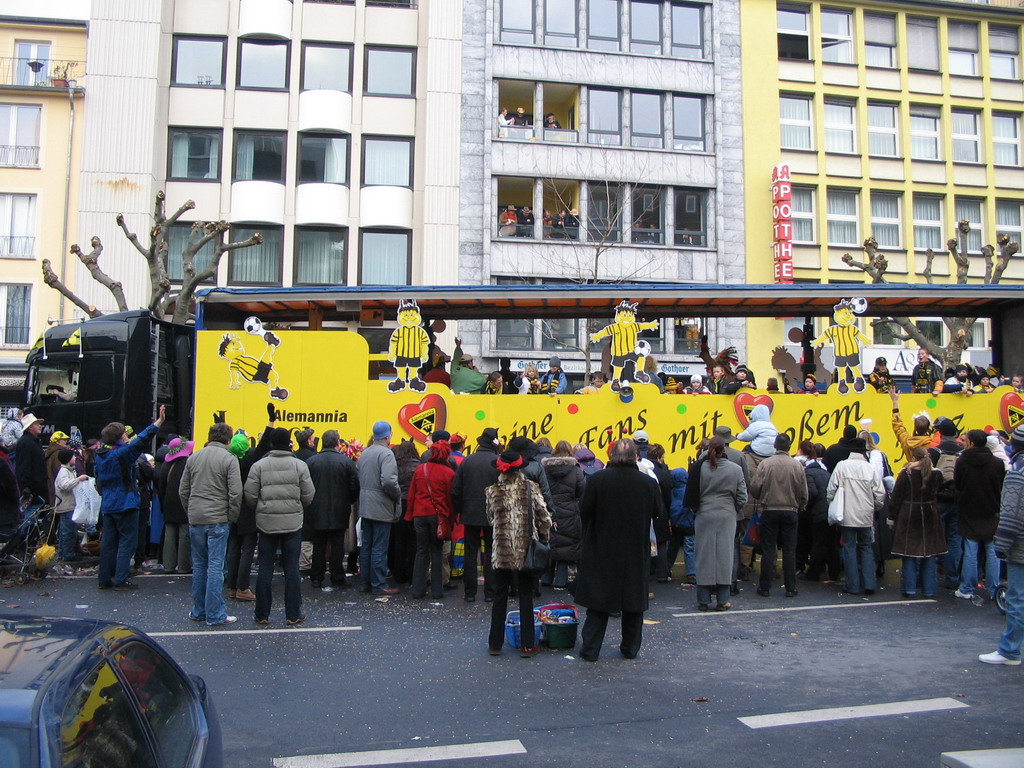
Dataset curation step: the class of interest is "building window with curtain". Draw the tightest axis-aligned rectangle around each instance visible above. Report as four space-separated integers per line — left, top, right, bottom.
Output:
912 195 943 251
229 225 282 284
870 192 901 249
301 43 352 92
993 114 1021 167
947 21 978 77
587 89 621 145
360 229 410 285
0 104 40 168
298 134 349 184
237 40 289 90
824 100 855 154
780 95 812 150
951 110 980 163
500 0 535 44
791 186 815 243
867 103 897 158
671 3 702 59
0 284 30 346
295 227 346 285
909 105 940 160
630 0 661 54
826 189 858 246
234 132 285 182
864 14 896 68
0 193 35 258
673 95 705 151
545 0 577 46
172 36 226 86
166 223 217 282
954 198 983 253
820 9 853 64
631 92 663 148
168 128 221 181
631 186 663 244
364 47 416 96
906 17 939 71
990 26 1019 80
673 188 705 246
996 201 1023 248
362 137 412 187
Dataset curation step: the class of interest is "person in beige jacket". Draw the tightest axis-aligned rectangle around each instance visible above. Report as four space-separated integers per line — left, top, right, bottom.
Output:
827 439 886 595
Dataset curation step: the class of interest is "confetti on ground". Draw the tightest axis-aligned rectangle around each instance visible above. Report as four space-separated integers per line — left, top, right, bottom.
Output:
75 605 89 609
374 597 389 603
643 619 660 625
691 697 709 703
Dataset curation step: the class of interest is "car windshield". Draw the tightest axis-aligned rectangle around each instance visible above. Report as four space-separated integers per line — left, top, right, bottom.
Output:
0 725 31 767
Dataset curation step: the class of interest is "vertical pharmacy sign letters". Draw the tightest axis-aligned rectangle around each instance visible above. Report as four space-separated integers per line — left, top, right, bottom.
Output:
772 163 794 284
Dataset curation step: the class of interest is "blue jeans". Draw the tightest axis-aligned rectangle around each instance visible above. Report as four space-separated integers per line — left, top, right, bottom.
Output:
960 538 1000 597
98 509 139 586
998 561 1023 660
57 512 78 560
359 518 392 591
841 526 876 594
256 529 303 622
939 501 962 587
901 556 937 597
189 523 230 625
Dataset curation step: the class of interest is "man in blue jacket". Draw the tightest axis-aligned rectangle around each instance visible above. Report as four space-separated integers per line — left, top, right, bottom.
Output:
96 405 165 590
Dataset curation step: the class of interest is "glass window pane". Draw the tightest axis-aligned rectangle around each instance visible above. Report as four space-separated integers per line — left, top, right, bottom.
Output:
546 0 576 39
296 228 345 284
907 17 938 70
673 95 703 150
588 89 621 144
366 48 414 96
363 138 411 186
674 189 705 245
361 231 409 284
501 0 535 42
630 0 661 53
588 183 622 241
632 186 662 244
167 224 216 282
777 8 807 32
230 227 281 283
234 133 284 182
496 318 534 350
169 130 220 180
238 41 287 89
303 45 350 92
299 135 348 184
631 92 662 147
173 38 224 86
588 0 619 48
671 4 702 58
3 285 30 345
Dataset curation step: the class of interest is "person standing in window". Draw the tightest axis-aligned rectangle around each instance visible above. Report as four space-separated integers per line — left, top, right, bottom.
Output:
497 108 513 138
513 107 531 126
544 113 562 129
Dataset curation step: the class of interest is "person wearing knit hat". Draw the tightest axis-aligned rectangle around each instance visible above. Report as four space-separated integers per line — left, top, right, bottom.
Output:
372 420 392 441
157 435 193 576
1012 424 1024 455
800 373 818 395
539 357 568 395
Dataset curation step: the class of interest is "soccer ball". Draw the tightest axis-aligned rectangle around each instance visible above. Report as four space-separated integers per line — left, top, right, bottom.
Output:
849 297 868 315
634 339 652 357
242 316 264 335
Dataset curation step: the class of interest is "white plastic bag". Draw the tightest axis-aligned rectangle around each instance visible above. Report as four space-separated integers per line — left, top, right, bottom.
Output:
71 478 100 527
827 484 845 526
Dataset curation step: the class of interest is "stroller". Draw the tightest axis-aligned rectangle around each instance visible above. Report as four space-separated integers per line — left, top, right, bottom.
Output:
0 496 56 584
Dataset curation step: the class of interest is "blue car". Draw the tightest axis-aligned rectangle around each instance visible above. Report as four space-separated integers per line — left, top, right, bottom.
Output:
0 614 222 767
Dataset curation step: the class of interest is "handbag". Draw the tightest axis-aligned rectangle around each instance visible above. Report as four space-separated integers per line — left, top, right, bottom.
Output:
827 483 845 526
521 481 551 575
422 464 452 540
741 511 762 547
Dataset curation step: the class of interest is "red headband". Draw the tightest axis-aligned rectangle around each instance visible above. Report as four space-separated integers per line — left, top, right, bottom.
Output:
496 456 524 473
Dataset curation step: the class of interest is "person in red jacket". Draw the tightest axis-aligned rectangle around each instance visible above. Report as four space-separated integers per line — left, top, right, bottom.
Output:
405 439 455 599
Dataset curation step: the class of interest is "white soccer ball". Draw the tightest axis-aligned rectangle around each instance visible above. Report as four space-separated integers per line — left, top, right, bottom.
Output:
242 316 264 335
635 339 652 357
849 297 868 315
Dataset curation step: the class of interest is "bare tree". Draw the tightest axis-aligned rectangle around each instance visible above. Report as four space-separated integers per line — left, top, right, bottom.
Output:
842 221 1020 371
42 191 263 324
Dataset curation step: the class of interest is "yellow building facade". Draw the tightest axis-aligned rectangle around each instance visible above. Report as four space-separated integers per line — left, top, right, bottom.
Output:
742 0 1024 388
0 16 85 407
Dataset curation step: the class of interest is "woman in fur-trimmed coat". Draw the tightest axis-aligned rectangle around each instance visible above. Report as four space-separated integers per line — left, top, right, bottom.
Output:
485 451 552 656
541 445 584 588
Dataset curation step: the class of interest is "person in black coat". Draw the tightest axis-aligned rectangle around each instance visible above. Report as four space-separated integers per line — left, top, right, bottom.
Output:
800 443 838 581
540 441 584 589
575 439 663 662
452 428 500 602
647 444 674 582
305 430 359 588
156 439 194 574
15 414 47 504
822 425 860 474
0 449 19 533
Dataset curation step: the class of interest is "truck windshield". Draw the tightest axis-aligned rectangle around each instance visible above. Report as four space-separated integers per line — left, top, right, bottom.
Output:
28 362 80 404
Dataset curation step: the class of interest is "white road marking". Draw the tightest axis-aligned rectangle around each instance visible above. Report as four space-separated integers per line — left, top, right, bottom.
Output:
150 625 361 637
272 739 528 767
672 598 935 618
738 697 969 729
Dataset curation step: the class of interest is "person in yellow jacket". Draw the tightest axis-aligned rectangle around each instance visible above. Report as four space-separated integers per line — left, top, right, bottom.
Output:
889 387 934 462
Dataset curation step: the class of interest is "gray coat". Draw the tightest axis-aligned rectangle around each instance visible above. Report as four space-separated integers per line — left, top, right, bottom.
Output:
695 458 748 518
244 449 314 534
180 441 242 526
357 440 401 522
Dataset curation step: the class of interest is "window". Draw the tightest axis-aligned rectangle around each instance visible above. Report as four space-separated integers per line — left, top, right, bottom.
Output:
168 128 221 181
172 36 225 86
237 40 288 90
364 47 415 96
298 134 349 184
630 0 661 54
302 43 351 92
777 6 809 61
990 25 1019 80
588 89 621 145
864 14 896 68
780 95 812 150
671 4 702 58
14 41 50 86
588 0 619 50
0 193 35 257
229 226 282 284
673 189 705 246
541 315 578 351
588 182 622 242
913 195 943 250
233 132 285 182
0 285 30 346
909 105 940 160
360 229 410 284
826 189 858 245
947 21 978 76
824 100 855 153
951 110 980 163
871 192 901 248
907 17 939 71
295 227 346 284
955 198 982 252
791 186 815 243
631 92 663 148
821 9 853 64
917 320 943 348
996 201 1023 247
631 186 663 244
500 0 535 43
0 104 40 167
993 114 1021 166
545 0 577 46
496 316 533 350
673 95 704 151
167 224 216 282
867 103 898 157
362 137 412 187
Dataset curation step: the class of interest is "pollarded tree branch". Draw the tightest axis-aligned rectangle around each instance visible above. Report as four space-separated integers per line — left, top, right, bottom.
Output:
40 259 102 318
841 237 888 282
70 236 128 312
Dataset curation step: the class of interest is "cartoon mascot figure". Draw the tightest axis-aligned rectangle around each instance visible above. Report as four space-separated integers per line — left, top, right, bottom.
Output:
219 316 289 400
388 299 430 393
812 298 870 395
590 299 659 391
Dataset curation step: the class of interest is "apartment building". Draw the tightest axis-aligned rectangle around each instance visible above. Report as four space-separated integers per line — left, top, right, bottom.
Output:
0 15 85 407
742 0 1024 384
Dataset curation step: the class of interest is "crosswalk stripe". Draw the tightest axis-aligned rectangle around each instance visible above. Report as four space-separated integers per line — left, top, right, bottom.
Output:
672 598 936 618
738 697 969 729
150 626 361 637
272 739 528 767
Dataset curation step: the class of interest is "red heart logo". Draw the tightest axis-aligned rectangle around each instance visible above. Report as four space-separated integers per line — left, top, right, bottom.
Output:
1000 391 1024 433
734 393 775 429
397 395 447 444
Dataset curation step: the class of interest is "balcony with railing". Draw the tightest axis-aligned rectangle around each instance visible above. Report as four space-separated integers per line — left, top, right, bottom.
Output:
0 236 36 258
0 145 40 168
0 58 83 89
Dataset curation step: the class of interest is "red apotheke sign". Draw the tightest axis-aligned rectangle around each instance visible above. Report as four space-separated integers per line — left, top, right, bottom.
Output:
771 163 794 284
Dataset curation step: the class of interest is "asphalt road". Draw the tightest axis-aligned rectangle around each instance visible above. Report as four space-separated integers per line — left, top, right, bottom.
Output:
2 565 1020 768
